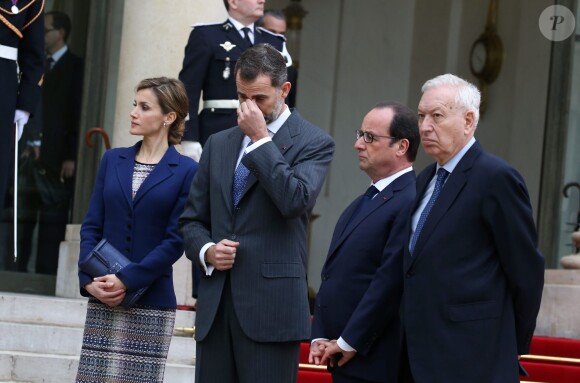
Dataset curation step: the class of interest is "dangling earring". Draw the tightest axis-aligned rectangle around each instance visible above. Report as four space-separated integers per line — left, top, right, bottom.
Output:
163 122 167 128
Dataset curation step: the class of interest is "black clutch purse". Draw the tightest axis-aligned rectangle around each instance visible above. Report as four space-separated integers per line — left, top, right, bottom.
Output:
79 239 148 308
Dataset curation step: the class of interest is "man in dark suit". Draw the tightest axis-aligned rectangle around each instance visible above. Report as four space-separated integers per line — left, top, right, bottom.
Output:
18 10 83 273
179 0 289 299
0 0 44 210
257 9 298 108
309 101 419 383
400 74 544 382
179 44 334 383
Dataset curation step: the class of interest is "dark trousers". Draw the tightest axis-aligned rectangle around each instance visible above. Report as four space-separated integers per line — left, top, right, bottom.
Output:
16 164 71 274
398 334 414 383
195 275 300 383
332 371 380 383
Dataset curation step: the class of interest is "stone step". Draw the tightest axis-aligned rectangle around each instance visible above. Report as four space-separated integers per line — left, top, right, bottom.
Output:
0 292 196 329
0 322 195 364
0 351 195 383
0 292 197 381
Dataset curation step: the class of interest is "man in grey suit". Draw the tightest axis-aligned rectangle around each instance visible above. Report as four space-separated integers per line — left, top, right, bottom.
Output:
179 44 335 383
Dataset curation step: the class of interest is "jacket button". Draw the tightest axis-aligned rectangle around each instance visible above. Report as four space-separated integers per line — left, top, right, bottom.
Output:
127 224 132 230
322 274 329 281
230 234 237 240
126 236 131 241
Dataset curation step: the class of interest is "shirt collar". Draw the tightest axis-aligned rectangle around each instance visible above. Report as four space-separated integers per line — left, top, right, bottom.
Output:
228 17 254 36
49 45 68 63
267 106 291 136
437 137 476 174
372 166 413 192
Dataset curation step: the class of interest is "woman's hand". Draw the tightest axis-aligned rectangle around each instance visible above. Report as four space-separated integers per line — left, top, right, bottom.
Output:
84 274 127 307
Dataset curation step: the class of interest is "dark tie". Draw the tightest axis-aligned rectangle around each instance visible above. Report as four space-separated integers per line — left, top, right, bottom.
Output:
241 27 253 46
347 185 379 224
44 56 54 73
232 141 253 207
409 168 449 254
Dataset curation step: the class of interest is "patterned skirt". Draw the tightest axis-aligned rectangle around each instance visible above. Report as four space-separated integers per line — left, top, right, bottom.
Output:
75 299 176 383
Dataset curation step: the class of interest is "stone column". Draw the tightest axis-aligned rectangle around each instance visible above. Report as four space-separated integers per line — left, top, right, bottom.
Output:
112 0 226 148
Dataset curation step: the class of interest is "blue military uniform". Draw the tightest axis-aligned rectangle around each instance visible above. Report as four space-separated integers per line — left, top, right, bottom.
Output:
179 20 286 145
0 0 44 207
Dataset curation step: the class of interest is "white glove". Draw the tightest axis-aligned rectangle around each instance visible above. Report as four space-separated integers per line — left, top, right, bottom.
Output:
14 109 30 141
181 140 203 162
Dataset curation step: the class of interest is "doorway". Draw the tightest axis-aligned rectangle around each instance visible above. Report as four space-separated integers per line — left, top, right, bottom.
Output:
0 0 123 294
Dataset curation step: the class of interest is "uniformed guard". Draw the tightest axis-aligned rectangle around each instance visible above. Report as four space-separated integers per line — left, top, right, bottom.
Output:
178 0 289 151
0 0 44 211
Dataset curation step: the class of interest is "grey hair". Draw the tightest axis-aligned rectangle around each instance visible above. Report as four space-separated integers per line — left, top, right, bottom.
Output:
422 74 481 128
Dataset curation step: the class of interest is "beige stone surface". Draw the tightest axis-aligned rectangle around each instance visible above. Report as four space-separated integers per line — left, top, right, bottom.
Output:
545 269 580 284
560 255 580 269
536 283 580 340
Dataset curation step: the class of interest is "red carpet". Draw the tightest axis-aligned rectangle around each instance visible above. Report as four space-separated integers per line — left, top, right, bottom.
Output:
521 336 580 382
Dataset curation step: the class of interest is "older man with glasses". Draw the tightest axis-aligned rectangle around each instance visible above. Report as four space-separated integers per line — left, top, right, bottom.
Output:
310 101 419 383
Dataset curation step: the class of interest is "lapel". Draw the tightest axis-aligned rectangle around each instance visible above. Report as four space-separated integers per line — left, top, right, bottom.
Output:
238 110 297 203
327 171 415 262
254 27 268 45
405 142 483 271
132 145 179 206
222 20 250 52
115 144 139 209
47 50 68 78
224 129 246 213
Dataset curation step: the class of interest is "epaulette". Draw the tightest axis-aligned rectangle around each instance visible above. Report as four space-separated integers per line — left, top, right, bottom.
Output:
256 26 287 41
191 21 222 29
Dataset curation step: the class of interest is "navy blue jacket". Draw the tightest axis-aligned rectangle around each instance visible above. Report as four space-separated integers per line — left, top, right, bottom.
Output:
312 171 416 382
179 21 285 144
402 142 544 382
79 142 197 308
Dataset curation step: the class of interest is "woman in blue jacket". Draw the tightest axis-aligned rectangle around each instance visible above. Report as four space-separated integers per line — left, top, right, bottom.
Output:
75 77 198 383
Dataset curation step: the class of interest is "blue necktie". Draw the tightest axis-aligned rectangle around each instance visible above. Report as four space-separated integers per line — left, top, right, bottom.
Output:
232 142 252 207
409 168 449 254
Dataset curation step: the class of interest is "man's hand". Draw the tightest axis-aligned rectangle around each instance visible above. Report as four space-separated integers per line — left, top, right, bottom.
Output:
14 109 30 141
61 160 75 179
181 141 202 162
320 340 357 367
205 239 240 271
237 99 268 143
85 274 126 307
309 339 331 365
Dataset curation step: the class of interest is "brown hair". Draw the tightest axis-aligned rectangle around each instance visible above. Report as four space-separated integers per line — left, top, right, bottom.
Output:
136 77 189 145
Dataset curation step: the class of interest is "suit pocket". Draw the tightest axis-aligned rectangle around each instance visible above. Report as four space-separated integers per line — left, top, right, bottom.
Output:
447 300 500 322
261 262 305 278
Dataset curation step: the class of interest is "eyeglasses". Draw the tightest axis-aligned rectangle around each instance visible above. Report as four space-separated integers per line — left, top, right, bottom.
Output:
355 129 396 144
